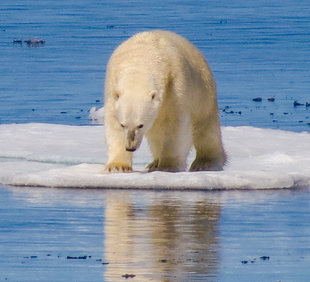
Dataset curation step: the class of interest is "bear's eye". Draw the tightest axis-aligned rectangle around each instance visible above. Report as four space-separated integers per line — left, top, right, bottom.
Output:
138 124 143 129
120 123 125 128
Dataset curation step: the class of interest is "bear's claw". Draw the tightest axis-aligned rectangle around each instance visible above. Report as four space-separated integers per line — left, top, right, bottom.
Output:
103 162 133 173
146 159 159 171
189 158 224 171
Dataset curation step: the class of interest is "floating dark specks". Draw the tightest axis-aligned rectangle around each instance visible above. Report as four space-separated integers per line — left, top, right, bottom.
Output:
294 100 304 107
66 255 87 259
222 107 242 115
267 97 275 102
260 256 270 261
122 274 136 279
252 97 262 102
13 39 23 44
24 38 45 47
13 38 45 47
241 256 270 265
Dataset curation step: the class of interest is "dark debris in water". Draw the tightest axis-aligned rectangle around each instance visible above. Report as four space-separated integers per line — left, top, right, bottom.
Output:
13 37 45 47
294 100 304 107
13 39 23 44
122 274 136 279
23 256 37 259
20 253 109 266
252 97 263 102
220 96 310 130
66 255 88 260
241 255 270 264
222 106 242 115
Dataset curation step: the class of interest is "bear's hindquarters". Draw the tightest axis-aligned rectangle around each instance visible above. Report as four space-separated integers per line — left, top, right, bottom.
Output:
190 106 226 171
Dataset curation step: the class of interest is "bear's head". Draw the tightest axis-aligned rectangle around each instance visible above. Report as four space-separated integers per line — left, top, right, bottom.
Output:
113 85 162 152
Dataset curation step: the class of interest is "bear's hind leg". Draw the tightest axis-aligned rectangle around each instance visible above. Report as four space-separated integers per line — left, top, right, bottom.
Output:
190 115 226 171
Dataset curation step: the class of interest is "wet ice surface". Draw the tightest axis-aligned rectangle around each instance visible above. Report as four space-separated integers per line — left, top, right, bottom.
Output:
1 186 310 281
1 0 310 280
0 123 309 189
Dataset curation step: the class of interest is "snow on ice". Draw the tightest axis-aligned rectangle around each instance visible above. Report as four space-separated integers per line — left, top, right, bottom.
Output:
0 122 309 190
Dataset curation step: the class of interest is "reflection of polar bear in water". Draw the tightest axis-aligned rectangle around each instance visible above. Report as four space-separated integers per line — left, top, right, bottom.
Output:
103 30 226 173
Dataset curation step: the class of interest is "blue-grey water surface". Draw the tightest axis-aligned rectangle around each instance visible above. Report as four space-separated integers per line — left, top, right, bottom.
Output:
1 0 309 130
1 187 310 282
1 0 310 281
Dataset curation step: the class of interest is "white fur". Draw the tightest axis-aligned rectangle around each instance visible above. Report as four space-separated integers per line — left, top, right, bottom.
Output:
103 30 226 172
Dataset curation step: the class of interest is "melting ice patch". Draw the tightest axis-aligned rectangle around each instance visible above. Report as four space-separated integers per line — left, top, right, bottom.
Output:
0 123 309 189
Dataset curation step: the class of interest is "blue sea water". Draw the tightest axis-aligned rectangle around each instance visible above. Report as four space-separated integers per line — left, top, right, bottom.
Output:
1 186 310 282
1 0 309 130
1 1 310 281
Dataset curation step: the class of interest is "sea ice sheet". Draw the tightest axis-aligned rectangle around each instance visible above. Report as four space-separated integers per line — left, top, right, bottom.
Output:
0 123 309 189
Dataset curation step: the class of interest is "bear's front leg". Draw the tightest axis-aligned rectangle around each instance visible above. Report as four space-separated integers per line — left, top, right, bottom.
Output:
103 115 133 173
146 132 189 172
104 145 133 173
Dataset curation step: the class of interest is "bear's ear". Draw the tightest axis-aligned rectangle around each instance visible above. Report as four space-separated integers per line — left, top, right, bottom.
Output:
113 91 120 100
149 90 161 102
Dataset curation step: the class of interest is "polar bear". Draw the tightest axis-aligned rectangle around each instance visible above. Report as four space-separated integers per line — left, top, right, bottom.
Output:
103 30 226 172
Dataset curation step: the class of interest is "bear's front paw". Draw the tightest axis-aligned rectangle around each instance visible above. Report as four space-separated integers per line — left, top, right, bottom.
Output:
103 162 133 173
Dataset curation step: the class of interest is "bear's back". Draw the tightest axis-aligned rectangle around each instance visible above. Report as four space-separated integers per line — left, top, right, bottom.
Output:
106 30 215 104
111 30 212 81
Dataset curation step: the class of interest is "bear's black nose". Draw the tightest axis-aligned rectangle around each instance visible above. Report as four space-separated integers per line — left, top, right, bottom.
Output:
126 148 136 152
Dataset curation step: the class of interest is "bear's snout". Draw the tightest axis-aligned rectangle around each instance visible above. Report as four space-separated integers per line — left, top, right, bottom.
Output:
125 129 142 152
128 130 136 142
